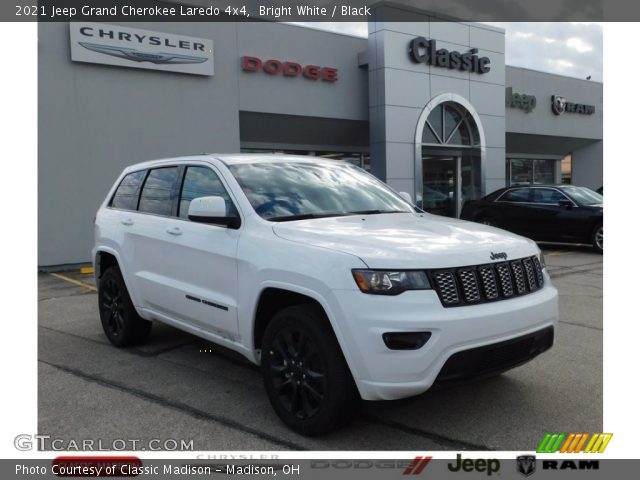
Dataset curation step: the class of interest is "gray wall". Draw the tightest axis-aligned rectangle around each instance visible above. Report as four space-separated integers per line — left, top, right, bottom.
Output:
505 66 603 144
367 11 506 197
572 140 603 189
38 22 367 267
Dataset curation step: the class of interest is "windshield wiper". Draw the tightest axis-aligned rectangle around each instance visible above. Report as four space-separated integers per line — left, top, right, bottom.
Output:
267 213 347 222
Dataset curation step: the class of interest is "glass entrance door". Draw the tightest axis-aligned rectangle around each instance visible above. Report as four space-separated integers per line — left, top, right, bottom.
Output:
422 154 458 217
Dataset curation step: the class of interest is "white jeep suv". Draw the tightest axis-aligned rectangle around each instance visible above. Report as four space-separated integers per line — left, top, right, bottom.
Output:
93 154 558 435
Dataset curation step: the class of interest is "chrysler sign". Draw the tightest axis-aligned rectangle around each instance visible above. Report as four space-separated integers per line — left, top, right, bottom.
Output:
70 23 214 76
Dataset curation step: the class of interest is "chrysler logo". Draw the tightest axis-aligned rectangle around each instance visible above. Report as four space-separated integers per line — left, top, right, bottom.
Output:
79 42 208 65
490 252 508 260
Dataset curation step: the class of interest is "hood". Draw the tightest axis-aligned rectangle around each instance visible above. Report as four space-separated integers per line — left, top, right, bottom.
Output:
272 213 537 269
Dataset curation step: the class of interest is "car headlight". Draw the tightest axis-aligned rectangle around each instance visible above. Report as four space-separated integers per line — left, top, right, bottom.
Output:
352 269 431 295
537 250 547 269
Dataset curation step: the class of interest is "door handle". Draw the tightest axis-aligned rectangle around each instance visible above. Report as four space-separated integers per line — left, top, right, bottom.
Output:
166 227 182 236
121 218 134 226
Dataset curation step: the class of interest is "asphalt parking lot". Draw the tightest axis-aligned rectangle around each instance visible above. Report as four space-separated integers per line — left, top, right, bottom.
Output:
38 246 602 451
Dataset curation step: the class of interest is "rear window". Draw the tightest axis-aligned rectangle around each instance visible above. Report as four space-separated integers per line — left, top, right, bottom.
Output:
111 170 146 210
138 167 180 216
498 188 530 203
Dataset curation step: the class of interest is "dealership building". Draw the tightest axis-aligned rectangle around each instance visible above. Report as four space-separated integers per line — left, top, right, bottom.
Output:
39 7 603 267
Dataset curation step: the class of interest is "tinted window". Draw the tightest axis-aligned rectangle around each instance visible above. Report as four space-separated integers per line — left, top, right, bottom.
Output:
499 188 530 203
138 167 179 216
179 166 236 219
532 188 566 204
111 170 146 210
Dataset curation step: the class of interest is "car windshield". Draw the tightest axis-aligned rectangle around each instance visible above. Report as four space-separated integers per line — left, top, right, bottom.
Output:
561 186 603 206
228 162 414 221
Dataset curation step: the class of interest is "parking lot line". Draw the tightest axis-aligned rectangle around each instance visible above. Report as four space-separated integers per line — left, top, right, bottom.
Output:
50 272 97 292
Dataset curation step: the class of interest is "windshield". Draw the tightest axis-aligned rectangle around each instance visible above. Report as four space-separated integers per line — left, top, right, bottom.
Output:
562 186 603 206
228 162 414 221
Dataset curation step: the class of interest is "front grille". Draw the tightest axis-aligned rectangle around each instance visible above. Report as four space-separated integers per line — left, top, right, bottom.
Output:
429 255 545 308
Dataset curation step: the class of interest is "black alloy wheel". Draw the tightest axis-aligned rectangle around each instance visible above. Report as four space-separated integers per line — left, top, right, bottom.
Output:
261 305 360 435
98 266 152 347
268 326 327 420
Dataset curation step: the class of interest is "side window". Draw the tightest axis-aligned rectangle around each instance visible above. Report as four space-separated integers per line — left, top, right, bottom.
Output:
532 188 566 204
138 167 179 216
179 166 237 219
110 170 146 210
498 188 531 203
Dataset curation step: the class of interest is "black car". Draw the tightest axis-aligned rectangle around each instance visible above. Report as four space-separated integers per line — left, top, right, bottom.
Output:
460 185 603 252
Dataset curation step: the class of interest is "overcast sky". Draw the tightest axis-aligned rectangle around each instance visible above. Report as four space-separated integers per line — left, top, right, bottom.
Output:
294 22 602 82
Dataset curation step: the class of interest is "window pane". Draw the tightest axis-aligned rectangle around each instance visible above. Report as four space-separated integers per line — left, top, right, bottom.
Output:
509 159 532 185
532 188 565 204
499 188 531 202
422 122 440 144
111 170 146 210
179 166 235 219
533 159 556 184
138 167 179 216
444 106 463 143
426 104 443 141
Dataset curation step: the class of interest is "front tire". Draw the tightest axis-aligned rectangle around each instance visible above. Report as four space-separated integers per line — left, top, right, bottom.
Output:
261 305 360 435
592 223 603 253
98 266 152 347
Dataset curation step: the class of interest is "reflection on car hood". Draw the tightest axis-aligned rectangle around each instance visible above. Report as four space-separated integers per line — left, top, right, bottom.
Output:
272 213 537 269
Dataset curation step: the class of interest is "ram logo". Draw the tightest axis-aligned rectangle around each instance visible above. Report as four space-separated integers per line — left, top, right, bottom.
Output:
79 42 208 65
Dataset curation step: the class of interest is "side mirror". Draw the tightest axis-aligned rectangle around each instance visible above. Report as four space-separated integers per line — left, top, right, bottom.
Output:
398 191 413 205
188 196 240 229
558 199 573 209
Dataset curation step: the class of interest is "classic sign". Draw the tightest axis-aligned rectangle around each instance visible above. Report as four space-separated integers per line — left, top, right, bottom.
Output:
70 23 214 76
409 37 490 74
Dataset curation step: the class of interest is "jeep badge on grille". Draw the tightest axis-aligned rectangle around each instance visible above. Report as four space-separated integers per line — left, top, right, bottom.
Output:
490 252 508 260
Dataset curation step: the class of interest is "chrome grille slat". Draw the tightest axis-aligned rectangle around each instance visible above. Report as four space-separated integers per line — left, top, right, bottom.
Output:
458 269 481 302
522 258 537 291
429 255 543 308
432 271 459 305
510 260 527 294
496 262 514 298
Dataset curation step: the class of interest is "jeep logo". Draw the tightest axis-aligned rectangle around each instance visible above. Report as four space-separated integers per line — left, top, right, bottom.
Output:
490 252 507 260
448 454 500 476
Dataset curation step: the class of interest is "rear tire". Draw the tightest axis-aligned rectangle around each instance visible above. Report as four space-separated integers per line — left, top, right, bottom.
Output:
98 266 152 347
591 223 603 253
261 304 360 435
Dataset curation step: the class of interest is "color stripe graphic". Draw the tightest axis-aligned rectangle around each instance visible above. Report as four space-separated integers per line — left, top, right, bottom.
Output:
537 433 613 453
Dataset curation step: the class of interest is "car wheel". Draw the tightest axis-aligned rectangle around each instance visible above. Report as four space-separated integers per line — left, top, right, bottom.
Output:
592 223 603 253
98 266 152 347
261 304 360 436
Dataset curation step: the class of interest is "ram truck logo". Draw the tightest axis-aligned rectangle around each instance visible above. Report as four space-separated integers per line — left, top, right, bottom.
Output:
551 95 567 115
490 252 508 261
79 42 208 65
516 455 536 477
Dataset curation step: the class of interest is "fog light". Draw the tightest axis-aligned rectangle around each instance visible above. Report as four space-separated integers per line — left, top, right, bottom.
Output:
382 332 431 350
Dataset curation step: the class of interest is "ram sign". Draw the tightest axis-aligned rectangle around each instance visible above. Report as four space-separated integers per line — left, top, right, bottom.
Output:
69 23 214 76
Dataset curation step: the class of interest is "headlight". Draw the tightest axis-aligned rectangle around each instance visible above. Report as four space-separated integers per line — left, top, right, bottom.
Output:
352 269 431 295
537 250 547 269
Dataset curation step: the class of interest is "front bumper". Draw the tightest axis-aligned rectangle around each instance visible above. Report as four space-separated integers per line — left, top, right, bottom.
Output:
331 271 558 400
